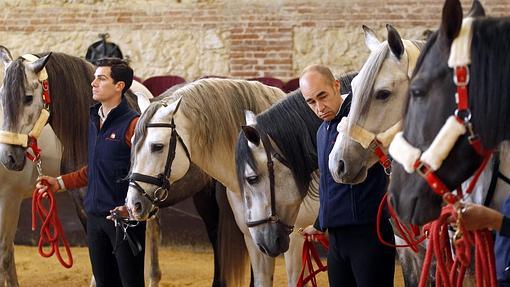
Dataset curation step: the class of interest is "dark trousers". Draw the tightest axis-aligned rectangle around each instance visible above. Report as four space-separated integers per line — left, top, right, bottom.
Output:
87 214 146 287
327 220 395 287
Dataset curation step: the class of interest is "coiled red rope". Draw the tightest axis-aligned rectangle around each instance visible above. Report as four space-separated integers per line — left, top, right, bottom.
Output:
31 180 73 268
297 234 329 287
418 205 496 287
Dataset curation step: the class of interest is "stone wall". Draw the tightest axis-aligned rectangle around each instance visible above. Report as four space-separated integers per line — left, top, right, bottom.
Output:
0 0 509 82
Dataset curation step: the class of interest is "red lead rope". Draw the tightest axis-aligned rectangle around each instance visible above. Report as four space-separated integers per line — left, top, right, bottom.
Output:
419 206 496 287
31 181 73 268
28 137 73 269
297 234 329 287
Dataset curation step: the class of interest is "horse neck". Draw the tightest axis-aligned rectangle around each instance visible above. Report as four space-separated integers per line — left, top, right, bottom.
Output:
175 113 240 194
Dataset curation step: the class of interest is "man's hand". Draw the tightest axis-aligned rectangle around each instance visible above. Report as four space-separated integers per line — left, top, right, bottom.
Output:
298 225 324 242
107 205 130 221
461 203 503 231
36 175 60 195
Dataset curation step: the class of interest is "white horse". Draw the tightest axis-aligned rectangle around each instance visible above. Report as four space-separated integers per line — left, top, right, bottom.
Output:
126 78 315 286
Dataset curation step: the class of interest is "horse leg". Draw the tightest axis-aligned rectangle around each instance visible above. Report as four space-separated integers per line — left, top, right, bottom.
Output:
192 181 221 287
284 194 319 286
395 236 421 287
216 185 249 287
0 193 23 287
144 214 162 287
225 188 275 287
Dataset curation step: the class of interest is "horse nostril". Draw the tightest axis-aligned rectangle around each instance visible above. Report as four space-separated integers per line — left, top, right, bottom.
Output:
134 202 142 213
8 154 16 165
337 160 345 175
257 243 267 254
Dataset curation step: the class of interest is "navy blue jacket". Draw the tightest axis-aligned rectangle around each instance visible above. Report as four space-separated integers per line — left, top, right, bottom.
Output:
84 98 138 216
316 93 388 230
496 196 510 284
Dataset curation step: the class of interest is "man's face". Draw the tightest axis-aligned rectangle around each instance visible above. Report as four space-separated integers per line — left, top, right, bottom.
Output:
91 66 124 102
300 71 341 121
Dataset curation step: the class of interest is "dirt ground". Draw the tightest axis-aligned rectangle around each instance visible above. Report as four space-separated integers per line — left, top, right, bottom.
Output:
14 244 404 287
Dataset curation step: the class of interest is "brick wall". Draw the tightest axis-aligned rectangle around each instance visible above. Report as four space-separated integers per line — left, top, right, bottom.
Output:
0 0 509 81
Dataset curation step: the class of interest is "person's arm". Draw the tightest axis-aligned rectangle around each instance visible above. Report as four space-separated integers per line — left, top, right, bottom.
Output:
60 166 88 190
36 166 88 193
125 116 139 148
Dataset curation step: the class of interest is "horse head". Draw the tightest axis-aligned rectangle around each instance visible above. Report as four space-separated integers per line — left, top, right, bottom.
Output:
0 46 52 170
328 25 421 184
126 97 191 220
388 0 504 225
235 110 301 257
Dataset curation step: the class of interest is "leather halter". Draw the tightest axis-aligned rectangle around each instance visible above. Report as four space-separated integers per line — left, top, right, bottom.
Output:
129 100 191 211
244 127 294 233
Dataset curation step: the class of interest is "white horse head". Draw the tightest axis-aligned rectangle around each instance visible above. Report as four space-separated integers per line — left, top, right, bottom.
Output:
329 25 423 184
0 47 52 170
126 96 191 220
237 110 302 257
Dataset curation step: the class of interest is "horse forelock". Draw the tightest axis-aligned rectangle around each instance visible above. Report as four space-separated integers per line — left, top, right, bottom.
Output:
348 43 390 130
174 78 286 158
2 59 27 130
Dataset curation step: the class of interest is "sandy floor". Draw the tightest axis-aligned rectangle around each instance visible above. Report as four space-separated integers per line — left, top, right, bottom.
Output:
14 245 403 286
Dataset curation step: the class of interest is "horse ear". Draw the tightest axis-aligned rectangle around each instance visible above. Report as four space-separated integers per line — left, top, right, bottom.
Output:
362 25 381 52
0 46 13 69
466 0 485 18
440 0 463 43
386 24 404 60
244 110 257 126
28 52 52 74
241 126 260 147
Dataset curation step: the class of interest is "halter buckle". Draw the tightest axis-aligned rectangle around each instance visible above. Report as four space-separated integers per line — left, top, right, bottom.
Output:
415 161 431 178
269 215 279 223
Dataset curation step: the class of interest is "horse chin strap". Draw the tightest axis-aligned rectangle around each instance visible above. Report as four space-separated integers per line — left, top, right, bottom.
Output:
129 100 191 215
245 127 294 234
0 54 51 162
337 117 401 175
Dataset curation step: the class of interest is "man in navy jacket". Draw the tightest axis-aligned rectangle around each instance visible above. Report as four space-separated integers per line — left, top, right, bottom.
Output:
37 58 145 287
298 64 395 287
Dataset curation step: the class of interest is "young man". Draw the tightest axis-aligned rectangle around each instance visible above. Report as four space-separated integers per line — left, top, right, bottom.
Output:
36 58 145 287
298 64 395 286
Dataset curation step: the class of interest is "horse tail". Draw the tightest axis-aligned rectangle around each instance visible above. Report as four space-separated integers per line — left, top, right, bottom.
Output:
216 182 248 287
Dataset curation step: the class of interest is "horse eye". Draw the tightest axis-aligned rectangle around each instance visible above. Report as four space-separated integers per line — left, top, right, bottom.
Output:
246 175 259 185
23 95 34 105
150 143 164 152
375 90 391 100
410 86 424 98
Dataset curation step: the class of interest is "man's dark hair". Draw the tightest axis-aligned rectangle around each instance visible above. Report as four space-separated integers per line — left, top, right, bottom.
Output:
96 58 133 95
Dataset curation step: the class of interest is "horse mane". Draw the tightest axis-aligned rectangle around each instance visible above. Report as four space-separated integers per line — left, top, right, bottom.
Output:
175 78 286 157
2 52 95 170
470 17 510 148
349 39 426 129
236 72 357 198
